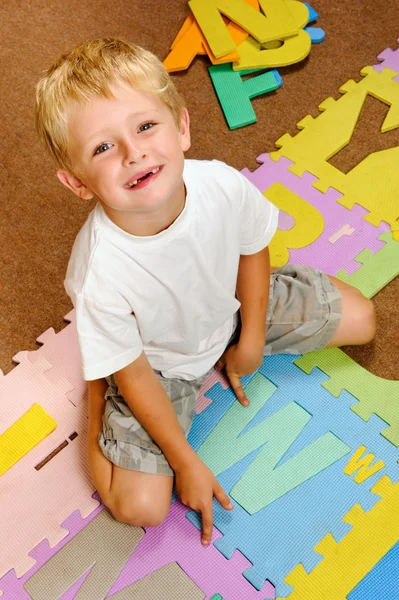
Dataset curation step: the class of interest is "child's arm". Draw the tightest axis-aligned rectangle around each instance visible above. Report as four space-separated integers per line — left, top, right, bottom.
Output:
115 352 233 545
216 245 270 404
237 245 270 347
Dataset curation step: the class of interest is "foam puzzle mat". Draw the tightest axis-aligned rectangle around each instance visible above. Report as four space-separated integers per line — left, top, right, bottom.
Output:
1 39 399 600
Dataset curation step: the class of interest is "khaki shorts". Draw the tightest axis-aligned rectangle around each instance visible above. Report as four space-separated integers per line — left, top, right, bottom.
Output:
98 264 342 476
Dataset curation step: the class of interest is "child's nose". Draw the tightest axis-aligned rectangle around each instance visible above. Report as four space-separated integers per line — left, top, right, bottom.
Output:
122 140 147 165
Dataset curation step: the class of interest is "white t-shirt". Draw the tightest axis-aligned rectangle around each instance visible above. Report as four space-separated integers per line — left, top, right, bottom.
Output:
65 159 279 381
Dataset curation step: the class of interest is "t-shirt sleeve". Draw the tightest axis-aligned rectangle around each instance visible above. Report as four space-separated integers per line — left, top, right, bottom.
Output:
237 169 279 255
74 292 143 381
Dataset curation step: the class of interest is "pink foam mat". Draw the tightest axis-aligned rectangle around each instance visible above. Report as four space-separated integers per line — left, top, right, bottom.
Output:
374 37 399 80
0 500 274 599
0 351 99 580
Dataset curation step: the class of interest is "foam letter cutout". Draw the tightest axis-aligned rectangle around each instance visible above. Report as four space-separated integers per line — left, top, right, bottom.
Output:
0 403 56 476
198 373 349 514
164 9 251 71
260 0 308 28
271 67 399 239
233 28 311 70
344 446 385 484
189 0 299 59
209 63 282 128
170 0 259 50
24 509 144 599
108 563 205 600
265 182 324 267
232 428 349 514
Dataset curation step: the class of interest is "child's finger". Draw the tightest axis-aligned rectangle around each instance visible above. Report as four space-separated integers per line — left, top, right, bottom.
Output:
228 373 250 406
214 483 234 511
200 503 214 546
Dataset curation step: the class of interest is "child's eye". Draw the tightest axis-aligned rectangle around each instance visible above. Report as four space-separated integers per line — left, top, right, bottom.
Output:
139 122 155 132
94 142 112 155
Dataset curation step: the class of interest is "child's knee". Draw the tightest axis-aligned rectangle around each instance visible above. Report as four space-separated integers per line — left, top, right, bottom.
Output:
107 490 170 528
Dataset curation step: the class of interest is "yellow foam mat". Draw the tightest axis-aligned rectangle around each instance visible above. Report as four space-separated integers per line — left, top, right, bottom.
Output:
281 476 399 599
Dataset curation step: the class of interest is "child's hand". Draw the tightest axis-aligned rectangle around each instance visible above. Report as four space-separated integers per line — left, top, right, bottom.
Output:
174 455 233 545
215 342 264 406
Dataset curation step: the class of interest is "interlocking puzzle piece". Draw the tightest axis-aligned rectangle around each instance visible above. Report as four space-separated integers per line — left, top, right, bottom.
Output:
30 310 86 407
24 509 144 600
241 154 389 274
0 353 98 580
0 496 104 598
195 367 230 414
209 64 282 129
295 347 399 446
1 486 273 598
270 66 399 240
348 538 399 599
0 403 56 475
281 476 399 599
336 231 399 298
233 28 311 70
187 353 399 596
108 501 274 599
374 37 399 81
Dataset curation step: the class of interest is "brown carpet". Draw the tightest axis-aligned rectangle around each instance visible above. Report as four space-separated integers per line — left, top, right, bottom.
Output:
0 0 398 380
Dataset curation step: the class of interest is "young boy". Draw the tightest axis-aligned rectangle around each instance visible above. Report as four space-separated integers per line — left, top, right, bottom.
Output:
35 37 376 546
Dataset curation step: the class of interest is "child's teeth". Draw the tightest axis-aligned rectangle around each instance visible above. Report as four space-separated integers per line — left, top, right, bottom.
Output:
129 168 159 187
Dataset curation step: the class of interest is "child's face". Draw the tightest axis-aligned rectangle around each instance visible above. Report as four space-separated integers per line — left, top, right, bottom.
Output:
58 81 190 223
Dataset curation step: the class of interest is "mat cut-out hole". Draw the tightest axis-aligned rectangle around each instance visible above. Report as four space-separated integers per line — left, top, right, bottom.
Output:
35 441 68 471
328 95 399 174
34 432 78 470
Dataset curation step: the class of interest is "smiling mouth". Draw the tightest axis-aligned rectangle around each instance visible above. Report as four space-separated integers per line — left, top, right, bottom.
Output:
128 167 160 188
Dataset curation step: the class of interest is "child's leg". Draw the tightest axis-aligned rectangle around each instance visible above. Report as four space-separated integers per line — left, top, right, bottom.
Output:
88 386 173 526
325 275 376 347
101 464 173 527
265 265 376 356
96 371 206 527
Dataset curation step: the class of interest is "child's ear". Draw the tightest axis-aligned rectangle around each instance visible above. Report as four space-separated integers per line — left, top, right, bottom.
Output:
57 169 94 200
179 108 191 152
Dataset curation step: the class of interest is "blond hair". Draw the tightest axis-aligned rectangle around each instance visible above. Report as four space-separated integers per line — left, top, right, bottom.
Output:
35 37 185 172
